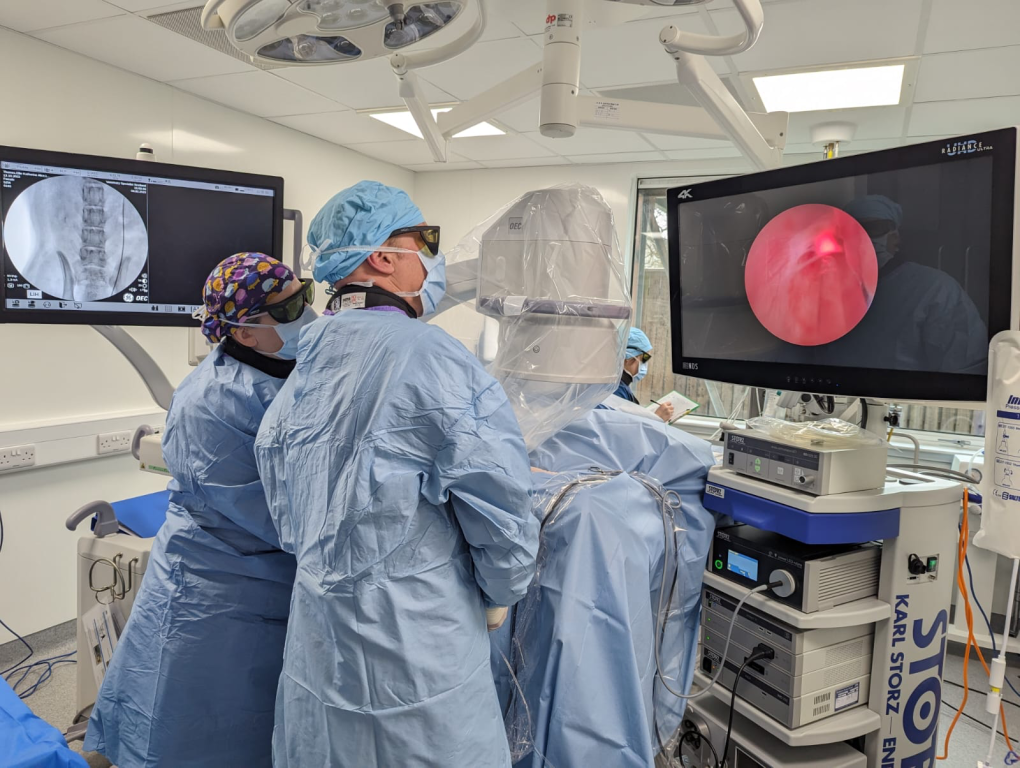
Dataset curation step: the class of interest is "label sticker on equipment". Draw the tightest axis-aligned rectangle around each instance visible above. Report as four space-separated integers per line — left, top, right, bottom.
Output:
706 484 725 499
835 682 860 711
545 13 573 29
594 101 621 121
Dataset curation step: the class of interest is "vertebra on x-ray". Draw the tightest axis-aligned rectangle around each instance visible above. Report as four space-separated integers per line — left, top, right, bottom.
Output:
4 176 147 301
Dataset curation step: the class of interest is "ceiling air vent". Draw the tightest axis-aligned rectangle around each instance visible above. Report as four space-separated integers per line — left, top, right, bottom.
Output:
145 5 287 71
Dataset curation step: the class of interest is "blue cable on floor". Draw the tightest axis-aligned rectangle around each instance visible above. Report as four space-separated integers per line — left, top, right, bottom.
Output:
0 616 33 677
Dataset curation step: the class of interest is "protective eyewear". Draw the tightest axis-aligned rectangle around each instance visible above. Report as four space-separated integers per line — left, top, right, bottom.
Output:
389 225 441 256
629 351 652 363
250 279 315 324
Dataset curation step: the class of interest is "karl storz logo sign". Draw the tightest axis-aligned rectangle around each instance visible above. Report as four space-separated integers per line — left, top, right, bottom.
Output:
882 596 947 766
942 138 992 156
508 217 523 231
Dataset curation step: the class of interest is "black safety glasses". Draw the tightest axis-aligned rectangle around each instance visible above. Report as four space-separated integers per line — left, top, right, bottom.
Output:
257 279 314 324
390 225 441 256
634 351 652 363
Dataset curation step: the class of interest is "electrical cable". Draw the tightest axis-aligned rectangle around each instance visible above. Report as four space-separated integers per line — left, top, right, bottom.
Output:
678 728 720 768
943 679 1020 709
0 617 33 677
718 646 774 768
963 531 1020 702
859 398 868 430
938 492 1017 761
888 464 982 485
7 652 76 699
0 505 4 556
657 581 775 700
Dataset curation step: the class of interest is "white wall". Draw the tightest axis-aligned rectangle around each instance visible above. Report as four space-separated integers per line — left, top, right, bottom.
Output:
415 156 753 260
0 27 414 637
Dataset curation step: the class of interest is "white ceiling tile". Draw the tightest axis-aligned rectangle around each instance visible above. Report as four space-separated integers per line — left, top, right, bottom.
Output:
641 134 734 151
567 151 666 165
916 47 1020 103
526 127 654 155
0 0 123 32
664 146 744 160
907 96 1020 137
480 156 572 168
103 0 189 10
416 38 543 101
784 106 908 144
580 16 716 89
925 0 1020 54
448 134 556 161
276 57 454 110
170 71 341 118
406 160 484 172
353 141 471 166
34 14 255 81
715 0 923 73
272 110 418 145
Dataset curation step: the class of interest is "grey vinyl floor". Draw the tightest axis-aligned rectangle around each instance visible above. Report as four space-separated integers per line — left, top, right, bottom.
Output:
0 621 1012 767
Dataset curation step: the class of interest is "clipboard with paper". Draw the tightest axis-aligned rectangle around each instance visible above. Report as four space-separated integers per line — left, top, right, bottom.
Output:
646 390 700 424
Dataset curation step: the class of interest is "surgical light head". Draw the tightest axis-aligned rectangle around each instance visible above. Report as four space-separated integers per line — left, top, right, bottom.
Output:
202 0 466 64
472 185 631 450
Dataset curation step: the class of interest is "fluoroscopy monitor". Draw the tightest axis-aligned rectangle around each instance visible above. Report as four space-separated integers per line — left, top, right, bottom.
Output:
667 128 1018 402
0 145 284 327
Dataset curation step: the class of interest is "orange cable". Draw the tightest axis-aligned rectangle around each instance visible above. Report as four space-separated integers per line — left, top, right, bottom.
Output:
938 491 1015 760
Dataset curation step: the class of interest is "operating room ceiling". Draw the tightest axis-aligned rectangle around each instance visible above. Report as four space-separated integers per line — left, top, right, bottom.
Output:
3 0 1020 172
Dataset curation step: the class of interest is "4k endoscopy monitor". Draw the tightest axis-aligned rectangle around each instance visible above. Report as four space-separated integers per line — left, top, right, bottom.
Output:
0 145 284 327
667 128 1018 402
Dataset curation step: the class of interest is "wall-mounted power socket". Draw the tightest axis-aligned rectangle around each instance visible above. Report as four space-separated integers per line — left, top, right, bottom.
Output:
0 444 36 471
97 431 133 456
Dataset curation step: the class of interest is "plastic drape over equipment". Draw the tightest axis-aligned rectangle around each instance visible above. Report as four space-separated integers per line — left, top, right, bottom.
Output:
746 416 886 449
487 409 718 768
976 331 1020 558
443 184 631 450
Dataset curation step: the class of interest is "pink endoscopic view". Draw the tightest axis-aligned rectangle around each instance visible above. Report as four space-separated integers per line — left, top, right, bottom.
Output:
745 203 879 346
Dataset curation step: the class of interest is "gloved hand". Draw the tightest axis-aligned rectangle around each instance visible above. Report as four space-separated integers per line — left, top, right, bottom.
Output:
486 606 508 632
655 401 675 423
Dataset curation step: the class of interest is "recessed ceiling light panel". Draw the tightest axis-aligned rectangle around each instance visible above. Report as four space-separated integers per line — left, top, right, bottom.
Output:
369 107 504 138
752 64 906 113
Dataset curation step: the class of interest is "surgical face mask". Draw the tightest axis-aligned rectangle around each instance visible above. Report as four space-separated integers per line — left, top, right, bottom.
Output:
633 361 649 383
271 305 318 360
392 249 447 317
873 233 896 268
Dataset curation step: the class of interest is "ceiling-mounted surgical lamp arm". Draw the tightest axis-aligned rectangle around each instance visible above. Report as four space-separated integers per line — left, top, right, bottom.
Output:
390 0 489 162
660 26 783 171
396 68 448 162
659 0 763 56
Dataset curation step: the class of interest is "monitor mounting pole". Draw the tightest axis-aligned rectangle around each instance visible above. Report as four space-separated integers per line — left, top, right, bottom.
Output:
91 326 174 411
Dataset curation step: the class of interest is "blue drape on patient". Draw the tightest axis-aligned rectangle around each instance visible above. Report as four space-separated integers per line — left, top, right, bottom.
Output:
489 407 717 768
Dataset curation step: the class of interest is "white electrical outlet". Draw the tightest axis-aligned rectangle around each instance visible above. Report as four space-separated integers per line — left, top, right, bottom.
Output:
97 431 133 456
0 444 36 471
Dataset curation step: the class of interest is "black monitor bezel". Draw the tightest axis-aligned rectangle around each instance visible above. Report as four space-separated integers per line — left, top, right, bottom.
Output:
666 128 1017 402
0 144 285 328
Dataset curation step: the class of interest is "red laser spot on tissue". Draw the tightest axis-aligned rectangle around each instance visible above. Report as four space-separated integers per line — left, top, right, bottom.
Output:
745 204 878 346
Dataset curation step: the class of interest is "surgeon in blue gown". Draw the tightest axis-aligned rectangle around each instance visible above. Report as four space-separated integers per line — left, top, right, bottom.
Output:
85 254 316 767
254 181 540 768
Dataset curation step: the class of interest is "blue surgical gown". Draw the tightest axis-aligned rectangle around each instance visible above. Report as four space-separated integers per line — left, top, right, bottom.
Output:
254 311 541 768
84 345 295 768
490 408 716 767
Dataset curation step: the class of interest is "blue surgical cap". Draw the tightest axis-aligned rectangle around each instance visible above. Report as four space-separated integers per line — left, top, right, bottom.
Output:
626 327 652 358
308 180 424 284
843 195 903 229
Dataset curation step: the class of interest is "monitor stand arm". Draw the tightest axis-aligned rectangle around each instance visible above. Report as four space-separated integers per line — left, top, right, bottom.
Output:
284 208 304 277
91 325 174 412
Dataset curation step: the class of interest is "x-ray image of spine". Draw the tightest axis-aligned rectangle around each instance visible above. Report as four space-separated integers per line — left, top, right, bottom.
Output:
745 204 878 346
4 176 147 301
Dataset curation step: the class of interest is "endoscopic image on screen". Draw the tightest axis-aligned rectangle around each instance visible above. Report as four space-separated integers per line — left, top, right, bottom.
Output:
4 175 148 302
678 156 992 375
